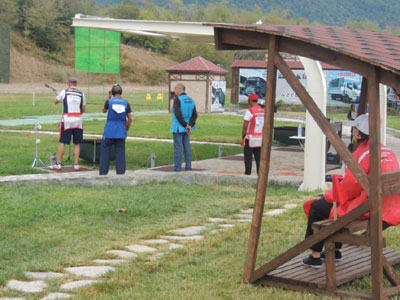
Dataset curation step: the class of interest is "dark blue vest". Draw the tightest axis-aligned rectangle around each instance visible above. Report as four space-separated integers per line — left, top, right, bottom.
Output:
170 94 196 133
103 97 128 139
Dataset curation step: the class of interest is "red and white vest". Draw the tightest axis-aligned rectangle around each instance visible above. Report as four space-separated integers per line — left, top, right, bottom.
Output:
245 105 265 148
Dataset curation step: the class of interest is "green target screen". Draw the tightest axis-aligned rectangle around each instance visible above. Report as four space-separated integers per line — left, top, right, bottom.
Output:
75 27 120 74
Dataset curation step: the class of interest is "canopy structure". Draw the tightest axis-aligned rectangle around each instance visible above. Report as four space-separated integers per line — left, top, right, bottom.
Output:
212 24 400 299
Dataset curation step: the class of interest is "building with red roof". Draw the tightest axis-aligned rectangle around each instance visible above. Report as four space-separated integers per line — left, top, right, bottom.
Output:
167 56 228 113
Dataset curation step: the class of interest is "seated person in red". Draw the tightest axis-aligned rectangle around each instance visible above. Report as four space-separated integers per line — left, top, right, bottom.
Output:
302 114 400 268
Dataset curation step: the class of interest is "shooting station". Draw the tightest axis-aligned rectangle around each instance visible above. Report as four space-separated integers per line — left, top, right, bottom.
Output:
212 24 400 299
71 15 400 298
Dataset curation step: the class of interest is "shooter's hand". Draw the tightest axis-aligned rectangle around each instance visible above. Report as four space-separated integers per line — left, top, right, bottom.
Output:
186 125 191 135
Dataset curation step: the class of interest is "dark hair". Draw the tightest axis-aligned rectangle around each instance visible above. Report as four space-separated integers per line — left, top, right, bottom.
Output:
357 131 369 143
111 84 122 96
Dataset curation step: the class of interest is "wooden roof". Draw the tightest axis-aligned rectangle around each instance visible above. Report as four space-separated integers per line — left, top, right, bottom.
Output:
166 56 228 75
212 24 400 90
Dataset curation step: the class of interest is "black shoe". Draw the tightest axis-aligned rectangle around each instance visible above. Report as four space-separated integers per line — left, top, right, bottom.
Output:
321 250 343 261
302 254 322 268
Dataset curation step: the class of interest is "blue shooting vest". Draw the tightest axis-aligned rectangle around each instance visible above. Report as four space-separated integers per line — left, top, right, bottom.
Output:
103 97 128 139
170 94 196 133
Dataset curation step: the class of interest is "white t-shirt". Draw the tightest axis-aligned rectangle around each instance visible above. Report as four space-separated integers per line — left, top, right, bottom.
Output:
244 109 253 122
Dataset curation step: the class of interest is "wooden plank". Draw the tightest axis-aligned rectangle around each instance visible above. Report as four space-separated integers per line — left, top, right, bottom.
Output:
382 170 400 184
383 256 400 286
367 66 384 300
384 182 400 197
328 232 371 247
325 242 336 291
384 286 400 298
251 201 369 282
313 219 368 234
273 53 370 194
258 277 372 299
243 36 277 283
214 28 269 50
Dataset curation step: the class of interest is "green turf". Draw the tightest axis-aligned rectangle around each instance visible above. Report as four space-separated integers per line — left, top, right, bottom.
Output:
0 132 243 176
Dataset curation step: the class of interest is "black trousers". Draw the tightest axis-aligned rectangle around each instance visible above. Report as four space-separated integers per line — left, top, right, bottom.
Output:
305 198 342 252
244 139 261 175
305 198 390 252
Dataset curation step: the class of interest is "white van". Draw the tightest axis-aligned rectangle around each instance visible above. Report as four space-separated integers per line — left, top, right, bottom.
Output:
328 78 361 103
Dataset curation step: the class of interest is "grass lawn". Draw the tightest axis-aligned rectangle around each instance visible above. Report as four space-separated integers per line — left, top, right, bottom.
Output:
0 92 172 120
0 132 243 176
1 182 399 299
0 182 316 299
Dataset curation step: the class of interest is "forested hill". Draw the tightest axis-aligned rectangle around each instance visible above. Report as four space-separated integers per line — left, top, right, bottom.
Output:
97 0 400 28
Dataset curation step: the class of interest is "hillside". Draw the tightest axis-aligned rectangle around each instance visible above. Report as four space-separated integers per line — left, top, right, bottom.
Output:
9 37 177 84
97 0 400 28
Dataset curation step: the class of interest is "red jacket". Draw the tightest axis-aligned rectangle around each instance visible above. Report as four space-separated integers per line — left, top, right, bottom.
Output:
323 140 400 225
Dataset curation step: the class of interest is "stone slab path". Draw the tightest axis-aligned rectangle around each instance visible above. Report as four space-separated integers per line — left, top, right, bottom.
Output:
2 194 298 299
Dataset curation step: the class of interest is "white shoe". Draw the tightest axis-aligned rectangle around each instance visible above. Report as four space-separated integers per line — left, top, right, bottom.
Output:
74 164 80 171
51 163 62 170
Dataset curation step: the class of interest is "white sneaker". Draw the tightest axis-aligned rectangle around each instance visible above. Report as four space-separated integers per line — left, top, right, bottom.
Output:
74 164 80 171
51 163 62 170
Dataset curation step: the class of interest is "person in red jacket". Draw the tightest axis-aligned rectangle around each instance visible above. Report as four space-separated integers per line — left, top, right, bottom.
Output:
241 93 265 175
302 114 400 268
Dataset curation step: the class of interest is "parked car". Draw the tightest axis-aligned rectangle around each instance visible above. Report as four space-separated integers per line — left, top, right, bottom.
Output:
387 87 400 108
328 77 361 103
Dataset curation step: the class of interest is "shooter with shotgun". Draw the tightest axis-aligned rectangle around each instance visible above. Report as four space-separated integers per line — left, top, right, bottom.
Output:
51 77 86 171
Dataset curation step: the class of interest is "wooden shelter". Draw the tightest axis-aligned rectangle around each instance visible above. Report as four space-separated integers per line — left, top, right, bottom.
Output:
166 56 228 113
212 24 400 299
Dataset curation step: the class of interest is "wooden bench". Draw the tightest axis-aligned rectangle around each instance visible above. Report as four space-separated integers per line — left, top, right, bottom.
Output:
312 219 386 247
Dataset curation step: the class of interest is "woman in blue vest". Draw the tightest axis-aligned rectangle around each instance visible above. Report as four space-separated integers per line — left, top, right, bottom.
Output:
170 83 198 172
99 84 132 175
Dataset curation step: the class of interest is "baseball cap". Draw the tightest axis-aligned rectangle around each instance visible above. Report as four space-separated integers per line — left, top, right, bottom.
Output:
248 93 258 101
347 114 369 135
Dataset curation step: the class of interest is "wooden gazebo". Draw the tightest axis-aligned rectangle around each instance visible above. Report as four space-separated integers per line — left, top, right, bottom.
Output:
212 24 400 299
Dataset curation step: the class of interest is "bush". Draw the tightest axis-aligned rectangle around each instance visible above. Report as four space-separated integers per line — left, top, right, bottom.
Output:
143 69 167 86
50 69 66 83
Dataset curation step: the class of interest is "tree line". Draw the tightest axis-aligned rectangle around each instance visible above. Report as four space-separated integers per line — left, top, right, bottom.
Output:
1 0 399 74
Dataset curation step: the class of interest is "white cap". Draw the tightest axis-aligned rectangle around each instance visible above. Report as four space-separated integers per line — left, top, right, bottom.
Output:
347 114 369 135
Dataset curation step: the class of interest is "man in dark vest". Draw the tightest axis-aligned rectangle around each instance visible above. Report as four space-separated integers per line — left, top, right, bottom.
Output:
241 93 264 175
99 84 132 175
54 77 86 171
170 83 198 172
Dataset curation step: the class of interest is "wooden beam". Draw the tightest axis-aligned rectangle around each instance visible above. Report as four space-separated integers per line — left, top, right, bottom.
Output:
214 28 269 50
358 77 368 115
273 54 370 194
243 36 277 283
367 66 384 300
383 256 400 287
327 232 371 247
384 182 400 197
325 241 336 291
250 201 370 282
382 170 400 183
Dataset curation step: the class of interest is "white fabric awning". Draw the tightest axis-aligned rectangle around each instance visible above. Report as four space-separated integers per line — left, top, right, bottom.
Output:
72 14 215 44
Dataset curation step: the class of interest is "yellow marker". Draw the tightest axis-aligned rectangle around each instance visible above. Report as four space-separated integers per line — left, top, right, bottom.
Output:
146 93 151 100
157 93 163 101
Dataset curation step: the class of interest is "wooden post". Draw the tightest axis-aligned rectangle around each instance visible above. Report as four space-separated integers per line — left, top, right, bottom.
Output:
325 240 336 291
358 77 368 115
243 36 277 283
367 66 384 300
